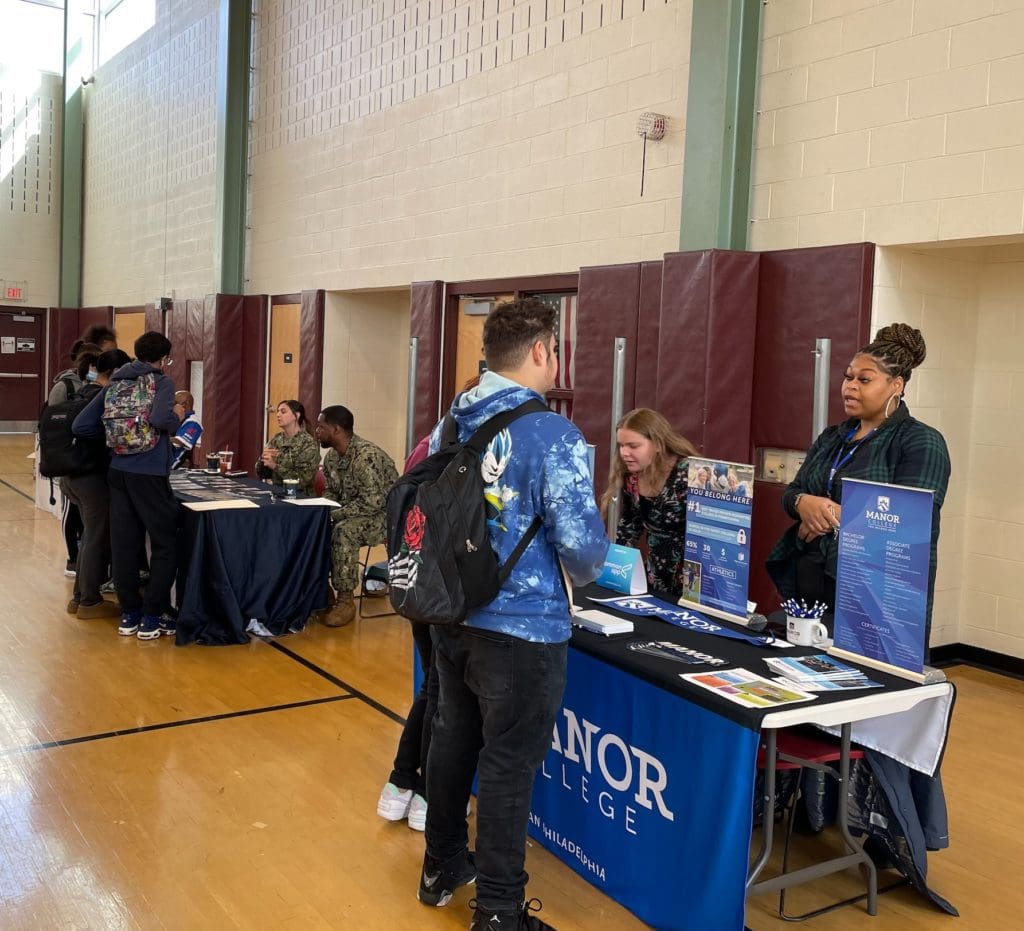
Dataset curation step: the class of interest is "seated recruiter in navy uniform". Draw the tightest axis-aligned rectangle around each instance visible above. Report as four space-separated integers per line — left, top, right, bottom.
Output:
315 405 399 628
257 399 320 493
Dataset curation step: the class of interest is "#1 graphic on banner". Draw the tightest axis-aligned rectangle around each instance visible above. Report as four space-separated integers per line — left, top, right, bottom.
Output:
832 478 932 675
682 458 754 620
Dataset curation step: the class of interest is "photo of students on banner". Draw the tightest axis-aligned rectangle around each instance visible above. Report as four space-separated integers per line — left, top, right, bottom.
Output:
682 457 754 620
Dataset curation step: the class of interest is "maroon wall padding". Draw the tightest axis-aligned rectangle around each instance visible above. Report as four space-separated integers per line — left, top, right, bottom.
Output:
746 242 875 614
656 250 760 460
634 261 663 411
167 301 189 391
206 295 244 460
79 306 114 337
752 243 875 452
235 294 268 473
299 289 325 418
410 280 444 444
144 303 163 334
47 306 114 384
572 263 641 486
48 308 82 383
185 299 205 364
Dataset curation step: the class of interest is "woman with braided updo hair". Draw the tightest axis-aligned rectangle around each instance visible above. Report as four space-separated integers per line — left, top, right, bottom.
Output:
766 322 951 641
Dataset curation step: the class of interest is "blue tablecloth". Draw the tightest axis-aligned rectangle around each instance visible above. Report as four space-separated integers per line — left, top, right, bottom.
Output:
172 474 331 645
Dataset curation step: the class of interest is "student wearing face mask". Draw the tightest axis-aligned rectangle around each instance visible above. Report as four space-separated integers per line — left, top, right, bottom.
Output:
600 408 698 597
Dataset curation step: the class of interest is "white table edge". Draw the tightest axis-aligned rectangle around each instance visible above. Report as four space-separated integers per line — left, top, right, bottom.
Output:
759 681 952 730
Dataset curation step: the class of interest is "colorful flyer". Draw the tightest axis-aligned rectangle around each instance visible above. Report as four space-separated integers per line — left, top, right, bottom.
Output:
682 458 754 620
596 543 647 595
680 668 816 709
833 479 933 676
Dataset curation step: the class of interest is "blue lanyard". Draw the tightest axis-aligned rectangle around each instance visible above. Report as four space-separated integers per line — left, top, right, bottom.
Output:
827 425 875 496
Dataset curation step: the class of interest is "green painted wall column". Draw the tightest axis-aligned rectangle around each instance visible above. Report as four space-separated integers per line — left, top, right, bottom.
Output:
214 0 252 294
59 6 88 306
679 0 762 251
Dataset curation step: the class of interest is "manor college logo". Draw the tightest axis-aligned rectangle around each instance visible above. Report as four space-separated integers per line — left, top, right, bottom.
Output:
542 707 675 836
877 495 890 512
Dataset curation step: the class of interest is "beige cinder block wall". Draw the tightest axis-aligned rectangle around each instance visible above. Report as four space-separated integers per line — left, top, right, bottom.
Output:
0 71 62 309
322 290 411 469
962 245 1024 660
872 247 982 648
82 0 220 305
246 0 693 294
750 1 1024 251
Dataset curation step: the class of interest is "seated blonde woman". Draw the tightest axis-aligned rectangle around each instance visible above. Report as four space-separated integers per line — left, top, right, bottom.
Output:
600 408 697 597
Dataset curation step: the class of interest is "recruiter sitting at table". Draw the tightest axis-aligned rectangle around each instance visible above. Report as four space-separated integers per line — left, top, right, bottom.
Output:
600 407 697 597
315 405 399 628
766 323 951 642
257 399 320 493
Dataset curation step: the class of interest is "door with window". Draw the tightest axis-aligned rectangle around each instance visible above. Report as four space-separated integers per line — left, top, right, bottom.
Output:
0 308 45 428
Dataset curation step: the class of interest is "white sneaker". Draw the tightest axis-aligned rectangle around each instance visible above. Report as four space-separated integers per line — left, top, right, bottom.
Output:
407 794 427 831
377 782 413 821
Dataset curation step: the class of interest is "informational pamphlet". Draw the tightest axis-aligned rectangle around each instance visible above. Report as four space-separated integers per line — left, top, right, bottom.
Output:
682 458 754 622
832 479 932 679
764 654 881 692
680 668 816 709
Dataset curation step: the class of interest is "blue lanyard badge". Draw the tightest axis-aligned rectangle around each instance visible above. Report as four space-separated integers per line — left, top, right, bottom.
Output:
827 426 875 496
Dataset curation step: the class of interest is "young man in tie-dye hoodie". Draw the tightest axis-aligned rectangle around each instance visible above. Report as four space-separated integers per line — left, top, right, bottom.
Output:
416 299 609 931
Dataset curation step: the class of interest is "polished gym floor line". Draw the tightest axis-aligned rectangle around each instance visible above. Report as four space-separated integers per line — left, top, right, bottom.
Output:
1 435 1021 929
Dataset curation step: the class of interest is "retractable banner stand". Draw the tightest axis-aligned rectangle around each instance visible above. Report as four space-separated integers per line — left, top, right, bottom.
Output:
681 458 755 621
830 478 932 680
529 649 758 931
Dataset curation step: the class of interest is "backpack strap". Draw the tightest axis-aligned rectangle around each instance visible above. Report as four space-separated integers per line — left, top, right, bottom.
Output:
463 398 548 454
438 413 459 451
462 397 549 583
61 376 77 401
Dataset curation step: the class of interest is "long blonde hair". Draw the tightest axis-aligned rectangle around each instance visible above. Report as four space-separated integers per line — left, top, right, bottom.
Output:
600 408 697 517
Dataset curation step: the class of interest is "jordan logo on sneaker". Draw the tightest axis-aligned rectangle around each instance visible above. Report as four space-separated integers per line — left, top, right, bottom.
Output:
423 871 441 889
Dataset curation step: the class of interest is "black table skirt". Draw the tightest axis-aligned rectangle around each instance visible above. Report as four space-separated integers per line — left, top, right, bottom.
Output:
174 486 331 645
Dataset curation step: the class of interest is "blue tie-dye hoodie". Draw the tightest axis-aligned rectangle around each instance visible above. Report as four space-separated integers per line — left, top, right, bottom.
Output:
430 371 609 643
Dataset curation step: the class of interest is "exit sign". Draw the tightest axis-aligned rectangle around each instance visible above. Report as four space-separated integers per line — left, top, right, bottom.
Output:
4 282 26 301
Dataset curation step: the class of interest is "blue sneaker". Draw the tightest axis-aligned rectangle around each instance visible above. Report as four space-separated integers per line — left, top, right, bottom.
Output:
118 612 141 636
158 613 177 637
137 614 162 640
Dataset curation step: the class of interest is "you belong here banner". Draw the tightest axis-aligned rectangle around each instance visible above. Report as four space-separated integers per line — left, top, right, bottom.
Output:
682 458 755 620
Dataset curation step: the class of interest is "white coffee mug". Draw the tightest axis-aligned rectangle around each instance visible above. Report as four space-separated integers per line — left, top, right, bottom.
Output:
785 614 828 647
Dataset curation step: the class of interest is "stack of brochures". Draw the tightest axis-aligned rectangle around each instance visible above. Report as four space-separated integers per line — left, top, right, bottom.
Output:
764 654 881 691
571 609 634 636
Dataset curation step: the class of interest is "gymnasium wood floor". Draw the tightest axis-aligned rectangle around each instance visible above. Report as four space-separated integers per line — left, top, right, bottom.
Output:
0 435 1019 930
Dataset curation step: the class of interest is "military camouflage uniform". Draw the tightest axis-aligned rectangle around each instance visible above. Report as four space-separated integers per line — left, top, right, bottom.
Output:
259 429 321 494
323 434 398 594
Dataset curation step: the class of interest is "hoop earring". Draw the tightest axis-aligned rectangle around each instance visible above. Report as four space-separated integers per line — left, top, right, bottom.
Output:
884 394 900 419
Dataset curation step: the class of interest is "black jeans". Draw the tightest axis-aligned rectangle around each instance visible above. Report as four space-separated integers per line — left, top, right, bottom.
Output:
108 469 179 617
389 621 439 796
425 626 567 912
60 490 83 563
62 472 111 605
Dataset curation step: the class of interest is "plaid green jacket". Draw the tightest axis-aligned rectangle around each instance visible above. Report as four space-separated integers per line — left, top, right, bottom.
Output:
766 404 951 626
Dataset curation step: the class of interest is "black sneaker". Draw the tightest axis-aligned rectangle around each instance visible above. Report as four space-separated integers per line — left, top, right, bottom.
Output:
417 849 476 907
470 898 556 930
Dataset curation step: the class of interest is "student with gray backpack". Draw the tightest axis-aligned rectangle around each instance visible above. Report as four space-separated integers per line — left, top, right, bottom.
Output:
73 332 185 640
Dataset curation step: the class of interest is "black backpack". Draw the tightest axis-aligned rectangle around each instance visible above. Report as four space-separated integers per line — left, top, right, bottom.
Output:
386 399 547 625
38 385 107 478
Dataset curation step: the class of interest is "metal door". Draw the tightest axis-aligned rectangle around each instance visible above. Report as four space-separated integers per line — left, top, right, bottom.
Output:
0 308 45 427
